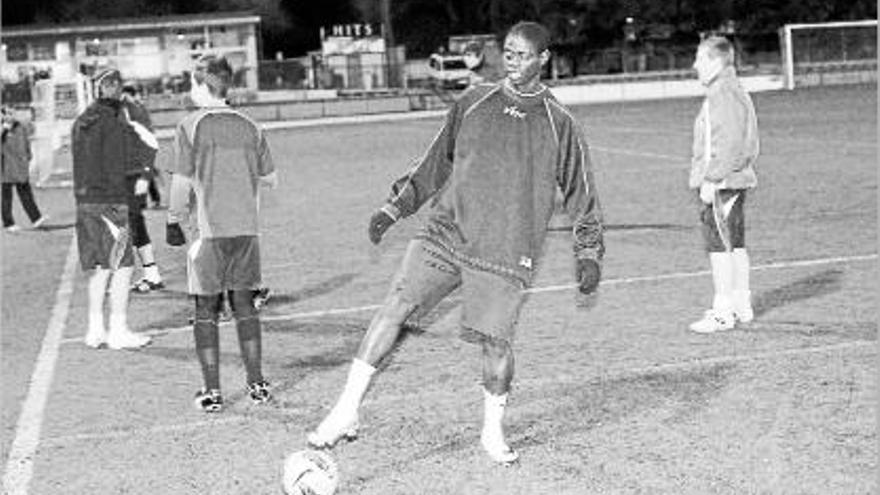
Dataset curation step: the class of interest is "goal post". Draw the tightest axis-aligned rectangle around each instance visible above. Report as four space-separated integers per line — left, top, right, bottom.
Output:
779 19 878 90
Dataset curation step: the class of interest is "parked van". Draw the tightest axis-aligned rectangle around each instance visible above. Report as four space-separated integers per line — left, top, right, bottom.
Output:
427 53 472 89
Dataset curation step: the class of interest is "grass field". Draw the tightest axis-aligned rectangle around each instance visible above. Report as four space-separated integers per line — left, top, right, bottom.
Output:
2 83 876 494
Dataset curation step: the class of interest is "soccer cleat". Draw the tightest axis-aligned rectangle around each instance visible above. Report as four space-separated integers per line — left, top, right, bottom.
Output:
689 310 735 333
307 410 360 448
481 430 519 465
106 329 152 349
194 388 223 412
247 380 272 404
131 278 166 293
31 215 49 229
5 225 21 233
83 329 107 349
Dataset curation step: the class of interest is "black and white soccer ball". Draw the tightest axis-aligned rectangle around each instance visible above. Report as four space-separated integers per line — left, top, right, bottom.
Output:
282 449 339 495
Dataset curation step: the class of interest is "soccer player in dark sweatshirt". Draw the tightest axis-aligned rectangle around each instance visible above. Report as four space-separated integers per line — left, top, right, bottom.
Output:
308 21 604 464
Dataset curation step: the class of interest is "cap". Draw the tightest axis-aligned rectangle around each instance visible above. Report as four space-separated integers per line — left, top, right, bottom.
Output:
93 68 121 86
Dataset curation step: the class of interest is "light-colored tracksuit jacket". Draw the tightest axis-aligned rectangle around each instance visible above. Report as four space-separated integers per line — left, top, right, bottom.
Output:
689 66 760 190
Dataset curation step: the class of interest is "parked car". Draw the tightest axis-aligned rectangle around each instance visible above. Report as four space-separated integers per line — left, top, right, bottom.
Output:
427 53 472 90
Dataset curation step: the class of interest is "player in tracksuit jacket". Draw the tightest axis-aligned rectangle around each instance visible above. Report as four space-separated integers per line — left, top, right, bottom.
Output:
73 69 154 350
687 36 759 334
308 21 604 465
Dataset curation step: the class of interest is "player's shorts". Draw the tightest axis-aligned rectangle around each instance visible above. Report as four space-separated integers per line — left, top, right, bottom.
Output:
187 235 261 296
700 189 747 252
76 203 135 271
387 239 526 344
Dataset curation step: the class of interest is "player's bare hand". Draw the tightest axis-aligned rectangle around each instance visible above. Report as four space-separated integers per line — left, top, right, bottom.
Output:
699 181 717 204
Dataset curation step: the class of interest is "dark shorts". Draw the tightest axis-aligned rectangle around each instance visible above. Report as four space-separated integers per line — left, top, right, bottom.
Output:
388 239 525 344
700 189 747 252
76 203 135 271
187 236 261 295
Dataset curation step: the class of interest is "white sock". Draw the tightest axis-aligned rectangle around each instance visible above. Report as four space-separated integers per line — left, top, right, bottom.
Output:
482 389 508 443
334 358 376 418
88 269 111 334
709 252 734 314
108 267 133 333
143 264 161 283
731 248 751 293
138 245 162 283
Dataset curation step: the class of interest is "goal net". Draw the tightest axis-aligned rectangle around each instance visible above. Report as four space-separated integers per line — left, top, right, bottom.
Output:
779 20 877 90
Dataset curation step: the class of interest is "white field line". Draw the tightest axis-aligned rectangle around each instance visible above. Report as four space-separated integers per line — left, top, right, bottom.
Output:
40 338 874 448
590 145 685 162
57 252 877 345
3 238 79 495
594 123 876 148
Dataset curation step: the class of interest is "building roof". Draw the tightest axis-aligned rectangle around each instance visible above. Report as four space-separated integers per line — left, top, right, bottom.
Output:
1 11 260 39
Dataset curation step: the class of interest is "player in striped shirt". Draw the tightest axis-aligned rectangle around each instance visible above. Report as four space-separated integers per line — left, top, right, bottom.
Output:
308 21 605 464
166 56 278 412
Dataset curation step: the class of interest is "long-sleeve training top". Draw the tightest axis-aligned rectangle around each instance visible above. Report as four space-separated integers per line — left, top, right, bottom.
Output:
383 81 604 287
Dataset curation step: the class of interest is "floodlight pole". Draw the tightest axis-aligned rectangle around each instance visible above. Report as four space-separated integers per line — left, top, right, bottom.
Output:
380 0 397 87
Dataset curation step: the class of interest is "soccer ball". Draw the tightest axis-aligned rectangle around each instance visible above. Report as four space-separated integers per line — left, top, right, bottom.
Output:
282 449 339 495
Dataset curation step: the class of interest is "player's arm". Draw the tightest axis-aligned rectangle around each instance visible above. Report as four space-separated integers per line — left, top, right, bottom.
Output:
166 122 194 246
369 103 461 244
703 90 748 183
557 120 605 295
256 129 278 189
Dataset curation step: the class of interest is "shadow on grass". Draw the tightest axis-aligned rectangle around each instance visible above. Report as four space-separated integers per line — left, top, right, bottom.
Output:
264 273 359 308
36 222 76 231
753 268 843 318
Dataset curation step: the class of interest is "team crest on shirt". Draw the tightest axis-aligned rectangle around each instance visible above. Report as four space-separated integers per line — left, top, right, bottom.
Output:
503 105 526 119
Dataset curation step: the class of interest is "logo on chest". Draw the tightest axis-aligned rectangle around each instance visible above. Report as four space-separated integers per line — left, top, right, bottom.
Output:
503 105 526 120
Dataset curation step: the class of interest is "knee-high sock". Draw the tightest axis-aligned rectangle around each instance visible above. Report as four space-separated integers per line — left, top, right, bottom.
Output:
731 248 751 302
334 358 376 417
230 290 263 384
194 295 222 391
108 266 134 332
708 252 734 313
482 389 509 443
88 268 111 334
137 244 162 283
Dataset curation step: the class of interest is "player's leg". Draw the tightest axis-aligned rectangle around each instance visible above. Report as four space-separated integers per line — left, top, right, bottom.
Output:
2 183 17 230
16 182 46 227
102 204 151 349
129 205 164 291
193 293 224 412
728 191 752 322
226 236 271 403
85 268 111 347
690 199 735 333
308 239 461 448
462 269 525 464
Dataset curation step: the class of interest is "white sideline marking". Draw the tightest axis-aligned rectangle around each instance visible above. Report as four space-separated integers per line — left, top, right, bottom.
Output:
57 252 877 345
590 145 684 161
3 238 78 495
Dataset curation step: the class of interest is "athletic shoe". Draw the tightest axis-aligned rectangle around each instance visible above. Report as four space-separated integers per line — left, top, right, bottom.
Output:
5 225 21 233
106 329 152 349
307 410 359 448
31 215 49 229
481 430 519 465
83 329 107 349
734 305 754 324
253 287 270 310
194 388 223 413
689 310 735 333
131 278 166 293
247 380 272 404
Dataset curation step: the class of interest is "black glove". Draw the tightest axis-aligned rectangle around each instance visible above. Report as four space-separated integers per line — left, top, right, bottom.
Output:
368 209 396 245
166 222 186 246
576 258 601 295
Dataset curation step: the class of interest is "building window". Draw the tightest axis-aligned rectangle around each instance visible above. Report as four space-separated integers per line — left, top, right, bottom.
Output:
6 42 28 61
31 42 56 60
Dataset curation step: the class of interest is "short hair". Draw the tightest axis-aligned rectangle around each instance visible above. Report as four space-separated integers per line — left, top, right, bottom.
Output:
700 36 734 66
506 21 550 53
93 69 121 87
202 56 233 97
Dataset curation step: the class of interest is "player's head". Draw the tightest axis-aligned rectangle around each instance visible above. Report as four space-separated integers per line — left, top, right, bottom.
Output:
463 41 484 70
503 21 551 89
93 69 122 100
202 56 233 98
693 36 734 85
